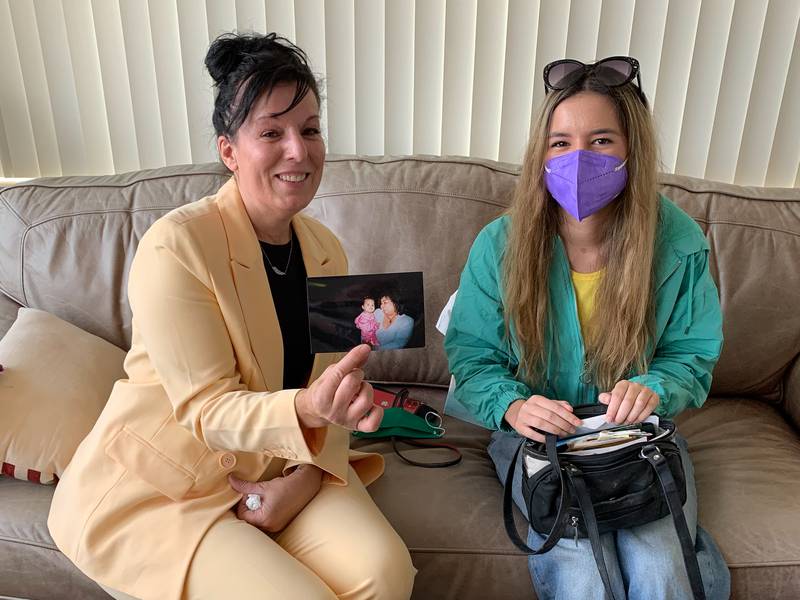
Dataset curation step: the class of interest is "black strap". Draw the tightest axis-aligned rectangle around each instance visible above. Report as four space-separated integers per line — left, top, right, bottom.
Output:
502 436 571 555
641 445 706 600
567 467 621 600
390 437 462 468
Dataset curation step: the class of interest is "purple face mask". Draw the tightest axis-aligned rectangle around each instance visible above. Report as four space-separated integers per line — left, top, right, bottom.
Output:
544 150 628 221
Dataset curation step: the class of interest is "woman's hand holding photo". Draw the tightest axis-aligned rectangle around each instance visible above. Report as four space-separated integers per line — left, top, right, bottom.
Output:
294 344 383 432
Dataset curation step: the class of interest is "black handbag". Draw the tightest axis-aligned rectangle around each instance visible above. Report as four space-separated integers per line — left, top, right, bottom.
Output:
502 404 705 600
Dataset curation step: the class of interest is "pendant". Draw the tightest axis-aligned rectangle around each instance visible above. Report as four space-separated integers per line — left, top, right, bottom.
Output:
271 265 287 276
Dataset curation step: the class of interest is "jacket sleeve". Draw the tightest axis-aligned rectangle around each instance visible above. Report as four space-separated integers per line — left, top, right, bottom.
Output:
444 225 533 430
127 219 327 467
628 249 723 418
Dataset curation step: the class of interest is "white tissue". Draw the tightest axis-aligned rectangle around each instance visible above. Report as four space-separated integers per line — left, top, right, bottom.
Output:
245 494 262 511
436 291 458 335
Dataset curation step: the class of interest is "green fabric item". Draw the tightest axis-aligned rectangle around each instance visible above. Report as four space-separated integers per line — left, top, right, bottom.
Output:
353 407 442 439
444 195 723 430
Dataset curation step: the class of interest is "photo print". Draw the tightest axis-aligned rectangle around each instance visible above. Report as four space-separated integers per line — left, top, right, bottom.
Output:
307 272 425 353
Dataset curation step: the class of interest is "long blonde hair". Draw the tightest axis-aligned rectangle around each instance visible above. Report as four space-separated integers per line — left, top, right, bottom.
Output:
503 79 660 390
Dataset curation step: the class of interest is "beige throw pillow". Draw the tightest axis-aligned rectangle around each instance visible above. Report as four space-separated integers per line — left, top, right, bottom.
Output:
0 308 126 483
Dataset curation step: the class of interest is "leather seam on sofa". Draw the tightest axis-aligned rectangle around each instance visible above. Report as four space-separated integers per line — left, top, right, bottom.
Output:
727 560 800 569
660 181 800 202
22 206 185 228
0 535 58 552
0 169 229 192
0 196 27 226
0 287 23 307
316 189 511 208
691 219 800 239
325 155 522 175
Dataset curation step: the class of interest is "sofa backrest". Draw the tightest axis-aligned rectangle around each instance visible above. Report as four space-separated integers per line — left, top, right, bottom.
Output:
1 156 798 403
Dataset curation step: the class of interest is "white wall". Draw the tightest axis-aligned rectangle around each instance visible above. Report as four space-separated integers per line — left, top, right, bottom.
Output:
0 0 798 187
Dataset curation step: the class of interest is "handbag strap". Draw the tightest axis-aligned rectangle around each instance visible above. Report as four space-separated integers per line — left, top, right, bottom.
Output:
502 436 571 555
390 437 462 468
640 444 706 600
567 467 622 600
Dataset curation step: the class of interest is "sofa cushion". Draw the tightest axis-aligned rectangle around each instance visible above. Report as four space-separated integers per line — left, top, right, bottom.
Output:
0 476 110 600
0 163 231 350
0 308 125 484
0 292 21 341
662 176 800 401
676 397 800 597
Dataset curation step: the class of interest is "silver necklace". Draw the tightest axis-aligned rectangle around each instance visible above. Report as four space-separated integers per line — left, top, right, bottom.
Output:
261 236 293 276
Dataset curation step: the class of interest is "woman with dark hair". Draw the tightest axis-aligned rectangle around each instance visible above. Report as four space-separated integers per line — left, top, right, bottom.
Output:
445 57 729 599
374 293 414 350
48 33 414 600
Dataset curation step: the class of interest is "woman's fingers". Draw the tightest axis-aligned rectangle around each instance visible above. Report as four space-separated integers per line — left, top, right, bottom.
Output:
343 381 375 429
627 388 659 423
313 345 371 409
517 395 581 437
604 380 629 423
297 346 374 429
331 368 366 417
228 474 259 495
604 380 659 424
355 404 384 433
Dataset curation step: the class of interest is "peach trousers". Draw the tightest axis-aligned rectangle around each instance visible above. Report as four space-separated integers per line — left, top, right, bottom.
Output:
101 467 416 600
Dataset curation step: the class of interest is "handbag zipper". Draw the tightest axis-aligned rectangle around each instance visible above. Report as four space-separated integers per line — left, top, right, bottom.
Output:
571 516 579 547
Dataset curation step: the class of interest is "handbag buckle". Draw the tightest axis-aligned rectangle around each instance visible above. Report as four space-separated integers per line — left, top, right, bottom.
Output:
639 444 663 462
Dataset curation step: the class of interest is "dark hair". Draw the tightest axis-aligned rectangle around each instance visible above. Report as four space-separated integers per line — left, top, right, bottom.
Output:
205 32 320 138
380 293 405 316
362 296 375 304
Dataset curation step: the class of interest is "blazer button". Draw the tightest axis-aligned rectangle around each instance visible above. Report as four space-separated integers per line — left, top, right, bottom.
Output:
219 453 237 469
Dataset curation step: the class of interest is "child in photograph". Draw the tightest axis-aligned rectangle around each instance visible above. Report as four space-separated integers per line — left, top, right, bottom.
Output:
354 296 380 348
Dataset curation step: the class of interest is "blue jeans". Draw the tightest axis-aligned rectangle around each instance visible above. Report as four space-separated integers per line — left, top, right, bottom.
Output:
489 430 730 600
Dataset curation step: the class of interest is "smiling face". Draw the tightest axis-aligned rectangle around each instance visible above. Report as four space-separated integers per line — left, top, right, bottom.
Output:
362 298 375 313
546 91 627 162
218 83 325 224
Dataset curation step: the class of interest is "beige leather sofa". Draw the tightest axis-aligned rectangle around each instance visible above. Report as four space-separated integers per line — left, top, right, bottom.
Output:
1 156 799 600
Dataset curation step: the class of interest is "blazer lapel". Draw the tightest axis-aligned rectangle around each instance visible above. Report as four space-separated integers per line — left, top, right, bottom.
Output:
217 178 283 393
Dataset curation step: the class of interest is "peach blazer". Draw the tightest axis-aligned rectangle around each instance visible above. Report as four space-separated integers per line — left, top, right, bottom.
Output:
47 177 383 600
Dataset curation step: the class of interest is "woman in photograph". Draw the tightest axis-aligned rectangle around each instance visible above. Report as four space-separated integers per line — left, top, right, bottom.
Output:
48 33 414 600
444 57 730 599
375 292 415 350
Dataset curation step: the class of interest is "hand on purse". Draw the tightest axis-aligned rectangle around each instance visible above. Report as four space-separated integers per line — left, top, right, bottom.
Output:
504 395 582 442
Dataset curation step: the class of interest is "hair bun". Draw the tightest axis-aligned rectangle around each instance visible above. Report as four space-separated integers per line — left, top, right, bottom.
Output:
205 33 270 85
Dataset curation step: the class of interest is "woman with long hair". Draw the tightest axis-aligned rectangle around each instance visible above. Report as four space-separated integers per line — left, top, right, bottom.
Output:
445 57 730 599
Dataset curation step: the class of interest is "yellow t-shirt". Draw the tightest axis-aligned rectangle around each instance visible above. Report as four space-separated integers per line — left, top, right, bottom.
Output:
571 268 605 340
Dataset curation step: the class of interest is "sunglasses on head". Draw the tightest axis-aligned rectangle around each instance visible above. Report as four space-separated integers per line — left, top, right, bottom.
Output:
543 56 647 104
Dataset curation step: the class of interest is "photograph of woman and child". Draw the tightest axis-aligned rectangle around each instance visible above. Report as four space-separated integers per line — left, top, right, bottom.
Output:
307 272 425 353
354 294 414 350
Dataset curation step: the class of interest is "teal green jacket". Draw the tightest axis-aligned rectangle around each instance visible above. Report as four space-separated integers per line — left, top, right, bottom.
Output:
444 196 723 430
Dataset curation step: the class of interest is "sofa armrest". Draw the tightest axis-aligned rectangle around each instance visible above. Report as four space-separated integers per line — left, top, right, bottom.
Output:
785 357 800 431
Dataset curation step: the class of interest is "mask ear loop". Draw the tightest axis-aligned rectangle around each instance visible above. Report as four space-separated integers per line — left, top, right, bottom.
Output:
425 411 446 436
